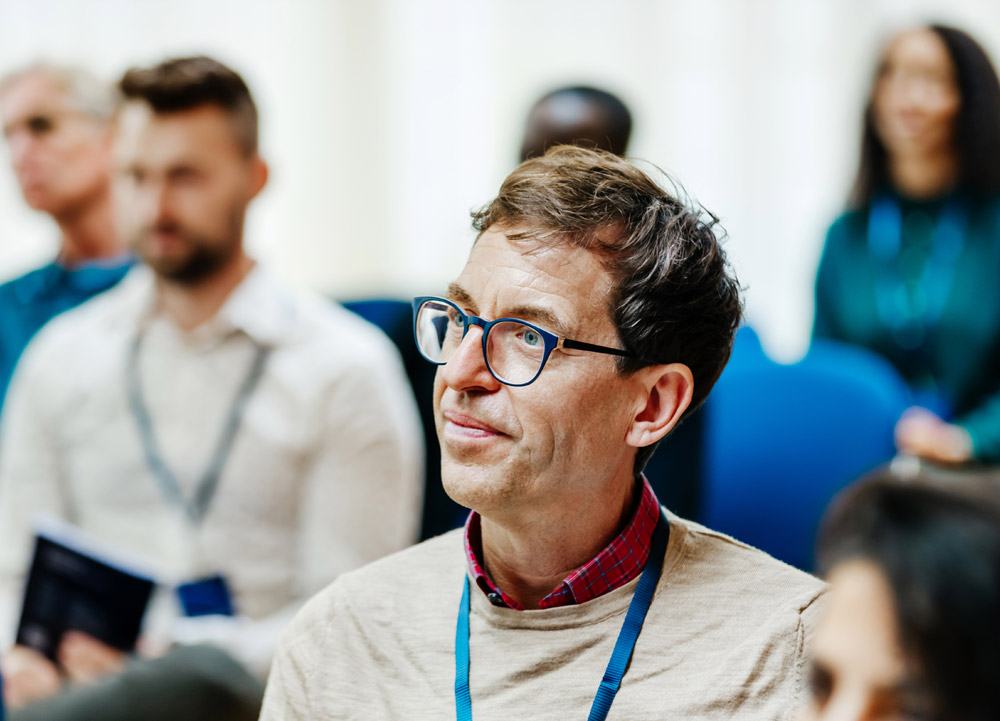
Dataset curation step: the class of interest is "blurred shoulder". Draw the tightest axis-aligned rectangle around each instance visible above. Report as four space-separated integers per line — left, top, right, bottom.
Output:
0 262 54 297
15 268 146 364
824 206 868 248
274 282 405 371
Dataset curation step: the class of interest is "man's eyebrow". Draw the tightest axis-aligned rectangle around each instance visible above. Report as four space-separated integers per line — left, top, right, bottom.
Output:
445 283 476 311
445 282 572 337
503 305 571 337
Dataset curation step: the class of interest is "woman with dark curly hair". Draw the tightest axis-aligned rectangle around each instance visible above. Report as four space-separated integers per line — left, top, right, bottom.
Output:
814 25 1000 464
803 470 1000 721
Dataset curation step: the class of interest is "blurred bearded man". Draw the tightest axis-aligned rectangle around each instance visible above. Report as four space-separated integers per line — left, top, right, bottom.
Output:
0 56 422 721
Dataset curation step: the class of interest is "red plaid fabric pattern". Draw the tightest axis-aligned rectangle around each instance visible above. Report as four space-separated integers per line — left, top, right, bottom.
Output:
463 476 660 610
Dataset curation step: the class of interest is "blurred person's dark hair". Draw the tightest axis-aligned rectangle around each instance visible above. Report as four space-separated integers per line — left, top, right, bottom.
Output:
0 62 118 122
851 24 1000 206
519 86 632 161
119 56 258 156
818 469 1000 721
472 145 742 473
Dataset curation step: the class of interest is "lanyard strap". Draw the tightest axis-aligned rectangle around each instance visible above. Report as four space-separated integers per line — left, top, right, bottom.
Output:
867 194 967 349
455 580 473 721
126 330 270 524
455 510 670 721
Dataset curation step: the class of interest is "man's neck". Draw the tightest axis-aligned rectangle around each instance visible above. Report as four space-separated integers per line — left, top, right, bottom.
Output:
54 187 123 266
889 150 959 200
479 475 638 609
156 253 255 332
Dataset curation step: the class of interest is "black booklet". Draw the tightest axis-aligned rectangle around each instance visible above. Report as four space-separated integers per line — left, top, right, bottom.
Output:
15 516 157 661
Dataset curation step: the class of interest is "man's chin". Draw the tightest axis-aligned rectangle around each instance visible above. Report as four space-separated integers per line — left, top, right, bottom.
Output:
142 256 194 280
23 190 59 214
440 459 519 514
140 251 226 286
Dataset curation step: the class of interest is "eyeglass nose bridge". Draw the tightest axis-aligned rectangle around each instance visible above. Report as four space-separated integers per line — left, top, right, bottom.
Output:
455 313 494 372
460 313 490 338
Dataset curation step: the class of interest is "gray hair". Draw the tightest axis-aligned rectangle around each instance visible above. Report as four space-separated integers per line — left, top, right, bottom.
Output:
0 62 119 122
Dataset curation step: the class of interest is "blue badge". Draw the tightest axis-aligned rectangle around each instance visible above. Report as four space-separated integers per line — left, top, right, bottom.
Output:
176 575 235 617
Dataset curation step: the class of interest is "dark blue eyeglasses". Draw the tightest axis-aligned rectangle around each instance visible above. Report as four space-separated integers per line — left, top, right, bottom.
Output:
412 296 634 386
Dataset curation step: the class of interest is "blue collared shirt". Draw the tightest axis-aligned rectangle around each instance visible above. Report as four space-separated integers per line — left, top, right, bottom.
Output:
0 256 134 413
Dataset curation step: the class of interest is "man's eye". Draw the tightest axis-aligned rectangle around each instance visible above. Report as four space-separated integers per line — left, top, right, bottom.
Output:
26 116 54 134
168 167 203 185
521 329 541 347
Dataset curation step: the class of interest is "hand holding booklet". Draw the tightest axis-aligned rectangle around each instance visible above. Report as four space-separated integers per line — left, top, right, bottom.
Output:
15 516 156 661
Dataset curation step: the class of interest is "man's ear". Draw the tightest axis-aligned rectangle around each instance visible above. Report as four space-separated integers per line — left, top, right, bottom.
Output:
248 154 269 199
625 363 694 449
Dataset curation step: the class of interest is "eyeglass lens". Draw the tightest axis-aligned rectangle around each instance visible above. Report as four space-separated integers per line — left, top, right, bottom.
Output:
415 300 547 385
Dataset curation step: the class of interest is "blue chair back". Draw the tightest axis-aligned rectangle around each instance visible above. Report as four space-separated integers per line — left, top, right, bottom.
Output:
698 338 911 571
642 328 769 517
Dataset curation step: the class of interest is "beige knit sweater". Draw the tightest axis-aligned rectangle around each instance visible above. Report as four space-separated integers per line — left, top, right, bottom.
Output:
261 511 826 720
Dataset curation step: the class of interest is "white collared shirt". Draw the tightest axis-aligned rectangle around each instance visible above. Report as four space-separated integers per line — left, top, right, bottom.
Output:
0 265 424 675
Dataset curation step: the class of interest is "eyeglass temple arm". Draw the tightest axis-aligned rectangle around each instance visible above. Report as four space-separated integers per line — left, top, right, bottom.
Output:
559 338 635 358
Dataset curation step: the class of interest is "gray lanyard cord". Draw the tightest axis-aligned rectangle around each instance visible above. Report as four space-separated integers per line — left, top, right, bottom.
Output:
126 330 271 524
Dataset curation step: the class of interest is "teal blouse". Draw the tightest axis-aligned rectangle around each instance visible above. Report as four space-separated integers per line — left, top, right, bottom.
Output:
814 191 1000 462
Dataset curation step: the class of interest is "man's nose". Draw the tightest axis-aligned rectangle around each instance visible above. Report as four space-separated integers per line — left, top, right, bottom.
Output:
138 184 172 226
440 326 501 392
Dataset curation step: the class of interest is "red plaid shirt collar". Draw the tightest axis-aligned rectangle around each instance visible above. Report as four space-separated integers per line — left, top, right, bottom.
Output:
463 476 661 610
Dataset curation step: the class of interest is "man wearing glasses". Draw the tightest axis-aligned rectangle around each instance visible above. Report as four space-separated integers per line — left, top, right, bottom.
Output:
262 146 825 719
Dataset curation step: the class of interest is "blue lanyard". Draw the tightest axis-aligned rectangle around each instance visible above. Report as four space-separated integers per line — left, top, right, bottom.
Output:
455 510 670 720
867 194 967 351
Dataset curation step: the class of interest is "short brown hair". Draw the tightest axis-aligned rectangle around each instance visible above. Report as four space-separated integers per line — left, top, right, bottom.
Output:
119 55 258 155
472 145 743 474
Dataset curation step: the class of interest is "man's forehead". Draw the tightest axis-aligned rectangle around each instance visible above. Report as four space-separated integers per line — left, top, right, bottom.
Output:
114 101 154 137
113 101 242 163
466 227 610 281
112 102 155 161
0 72 72 118
452 227 614 330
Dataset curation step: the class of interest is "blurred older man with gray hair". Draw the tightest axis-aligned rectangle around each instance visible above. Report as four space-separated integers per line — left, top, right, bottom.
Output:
0 62 133 411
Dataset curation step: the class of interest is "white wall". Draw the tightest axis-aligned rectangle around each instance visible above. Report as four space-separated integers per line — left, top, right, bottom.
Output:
0 0 998 358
